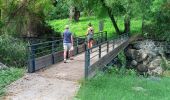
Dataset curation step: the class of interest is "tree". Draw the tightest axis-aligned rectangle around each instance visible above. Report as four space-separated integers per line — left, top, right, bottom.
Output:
0 0 55 37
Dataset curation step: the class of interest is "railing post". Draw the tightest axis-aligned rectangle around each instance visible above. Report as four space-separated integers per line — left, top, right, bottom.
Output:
76 37 79 54
105 31 108 41
52 41 55 64
97 32 100 44
85 49 90 79
107 41 109 53
84 42 87 51
28 45 35 73
99 45 101 58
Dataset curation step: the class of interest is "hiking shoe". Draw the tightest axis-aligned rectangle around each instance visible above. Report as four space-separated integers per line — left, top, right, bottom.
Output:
64 60 67 63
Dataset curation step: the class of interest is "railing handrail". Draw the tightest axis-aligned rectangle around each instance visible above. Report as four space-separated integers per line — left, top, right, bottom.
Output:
86 33 128 51
28 31 107 47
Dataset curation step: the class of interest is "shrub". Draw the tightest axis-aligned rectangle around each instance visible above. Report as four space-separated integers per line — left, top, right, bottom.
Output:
0 35 28 67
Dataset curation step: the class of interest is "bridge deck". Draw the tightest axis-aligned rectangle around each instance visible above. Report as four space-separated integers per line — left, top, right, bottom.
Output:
3 40 124 100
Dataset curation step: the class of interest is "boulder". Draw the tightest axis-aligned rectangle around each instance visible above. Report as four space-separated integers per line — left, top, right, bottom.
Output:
131 60 138 66
148 67 163 76
134 50 148 62
137 64 148 72
125 49 136 59
148 56 162 70
0 62 7 70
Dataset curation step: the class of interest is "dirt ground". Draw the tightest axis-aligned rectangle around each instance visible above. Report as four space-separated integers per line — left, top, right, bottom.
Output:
2 53 85 100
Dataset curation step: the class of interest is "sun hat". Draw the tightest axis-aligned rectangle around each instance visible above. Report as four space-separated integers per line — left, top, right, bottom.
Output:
65 25 69 29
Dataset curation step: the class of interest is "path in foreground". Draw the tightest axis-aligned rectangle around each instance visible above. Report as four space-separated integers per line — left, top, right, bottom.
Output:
3 53 85 100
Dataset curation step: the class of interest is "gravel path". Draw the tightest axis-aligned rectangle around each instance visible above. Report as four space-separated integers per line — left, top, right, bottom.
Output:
2 53 85 100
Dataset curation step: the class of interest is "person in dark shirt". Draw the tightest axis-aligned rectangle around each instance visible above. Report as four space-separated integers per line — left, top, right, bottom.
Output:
63 25 74 63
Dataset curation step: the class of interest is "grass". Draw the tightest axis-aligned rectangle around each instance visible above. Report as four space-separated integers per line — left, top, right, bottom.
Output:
48 16 142 38
0 68 25 96
76 71 170 100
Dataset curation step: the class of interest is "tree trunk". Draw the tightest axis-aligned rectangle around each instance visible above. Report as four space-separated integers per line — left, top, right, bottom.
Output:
69 6 75 21
74 7 80 22
124 15 130 34
100 0 121 34
107 9 121 34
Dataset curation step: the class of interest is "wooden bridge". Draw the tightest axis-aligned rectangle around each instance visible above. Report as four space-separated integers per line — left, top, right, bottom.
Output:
27 32 129 79
4 32 133 100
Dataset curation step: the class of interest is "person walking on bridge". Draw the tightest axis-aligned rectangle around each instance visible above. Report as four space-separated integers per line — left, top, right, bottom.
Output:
63 25 74 63
86 23 94 49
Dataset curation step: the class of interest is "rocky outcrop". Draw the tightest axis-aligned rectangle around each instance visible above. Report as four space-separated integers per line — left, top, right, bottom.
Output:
125 40 166 76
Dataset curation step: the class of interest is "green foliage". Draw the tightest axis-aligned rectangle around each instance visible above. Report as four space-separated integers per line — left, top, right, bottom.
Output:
0 68 25 96
48 17 141 37
0 0 55 36
118 51 126 67
77 71 170 100
0 35 28 67
49 2 69 19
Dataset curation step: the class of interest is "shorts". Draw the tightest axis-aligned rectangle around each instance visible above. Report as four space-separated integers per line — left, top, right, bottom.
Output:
87 38 93 42
87 34 93 42
63 43 72 51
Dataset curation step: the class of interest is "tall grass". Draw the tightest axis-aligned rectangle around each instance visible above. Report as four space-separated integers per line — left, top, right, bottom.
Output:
0 68 25 96
0 34 28 67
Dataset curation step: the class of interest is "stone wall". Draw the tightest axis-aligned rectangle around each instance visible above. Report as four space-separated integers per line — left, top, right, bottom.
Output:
125 40 168 76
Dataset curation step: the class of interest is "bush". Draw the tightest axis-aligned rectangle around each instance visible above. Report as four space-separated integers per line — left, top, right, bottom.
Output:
0 35 28 67
143 1 170 41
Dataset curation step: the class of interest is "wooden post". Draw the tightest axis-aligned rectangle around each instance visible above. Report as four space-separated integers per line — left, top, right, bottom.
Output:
52 41 55 64
99 45 101 58
105 31 108 41
76 38 79 54
28 45 35 73
85 49 90 79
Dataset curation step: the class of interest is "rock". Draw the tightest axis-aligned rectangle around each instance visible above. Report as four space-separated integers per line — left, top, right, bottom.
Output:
0 62 7 70
131 60 138 66
135 50 148 62
133 41 142 50
148 56 162 70
125 49 136 59
132 86 146 91
148 67 163 76
137 64 148 72
125 39 167 76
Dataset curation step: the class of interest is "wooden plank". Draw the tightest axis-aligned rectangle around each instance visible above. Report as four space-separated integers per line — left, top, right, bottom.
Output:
35 54 52 71
54 51 64 62
78 44 85 53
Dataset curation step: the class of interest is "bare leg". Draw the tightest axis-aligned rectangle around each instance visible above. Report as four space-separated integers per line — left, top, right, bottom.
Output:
88 42 90 49
90 40 93 48
64 50 67 61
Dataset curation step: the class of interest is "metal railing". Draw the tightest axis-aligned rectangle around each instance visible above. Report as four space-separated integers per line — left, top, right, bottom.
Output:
84 33 129 79
28 31 107 73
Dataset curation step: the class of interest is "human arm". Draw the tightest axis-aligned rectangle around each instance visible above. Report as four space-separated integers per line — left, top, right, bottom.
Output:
71 35 74 46
86 28 90 35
